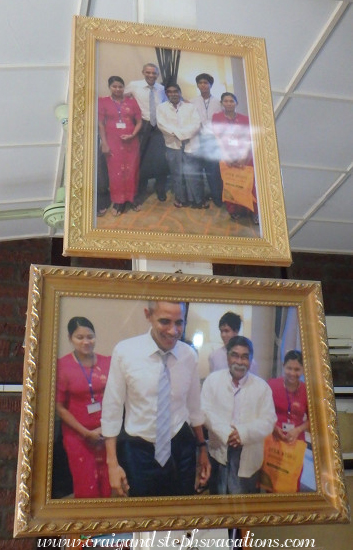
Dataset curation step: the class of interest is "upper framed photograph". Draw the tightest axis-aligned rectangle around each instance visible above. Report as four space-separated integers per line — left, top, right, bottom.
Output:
63 15 291 266
14 265 348 538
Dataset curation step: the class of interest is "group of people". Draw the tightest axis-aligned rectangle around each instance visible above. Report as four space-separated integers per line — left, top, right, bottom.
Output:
56 305 308 499
97 63 258 223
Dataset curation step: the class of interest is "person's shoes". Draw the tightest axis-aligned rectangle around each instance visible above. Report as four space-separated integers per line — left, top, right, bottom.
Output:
132 203 142 212
111 203 124 216
192 201 210 209
157 191 167 201
252 213 259 225
97 208 107 217
173 200 189 208
230 212 241 221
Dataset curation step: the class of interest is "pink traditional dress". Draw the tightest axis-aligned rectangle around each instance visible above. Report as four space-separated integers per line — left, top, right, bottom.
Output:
212 110 258 217
56 353 111 498
98 96 141 204
267 377 308 442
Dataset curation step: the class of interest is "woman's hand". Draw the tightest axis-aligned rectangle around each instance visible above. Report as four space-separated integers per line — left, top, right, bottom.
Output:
284 426 302 444
85 426 104 442
101 142 111 154
120 134 135 141
272 424 287 441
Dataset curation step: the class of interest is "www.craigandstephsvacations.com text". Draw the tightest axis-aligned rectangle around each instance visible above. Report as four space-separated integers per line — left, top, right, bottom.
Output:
37 529 317 548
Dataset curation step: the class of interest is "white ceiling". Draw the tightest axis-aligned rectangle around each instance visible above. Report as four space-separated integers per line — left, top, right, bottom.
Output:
1 0 352 255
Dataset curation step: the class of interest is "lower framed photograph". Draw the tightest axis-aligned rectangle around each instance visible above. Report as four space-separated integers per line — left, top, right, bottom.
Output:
14 266 349 537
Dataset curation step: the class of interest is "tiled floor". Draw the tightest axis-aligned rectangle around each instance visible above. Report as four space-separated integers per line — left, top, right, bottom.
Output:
96 189 260 239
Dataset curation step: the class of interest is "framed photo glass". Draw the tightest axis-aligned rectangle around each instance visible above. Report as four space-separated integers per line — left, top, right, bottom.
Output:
64 16 291 265
14 266 348 537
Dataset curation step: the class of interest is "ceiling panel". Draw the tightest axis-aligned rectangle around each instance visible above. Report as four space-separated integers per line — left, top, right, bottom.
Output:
297 3 353 98
0 146 61 206
0 218 51 240
276 96 353 168
281 166 342 218
195 0 341 90
0 0 80 64
89 0 136 21
312 173 353 221
0 68 68 144
290 220 353 254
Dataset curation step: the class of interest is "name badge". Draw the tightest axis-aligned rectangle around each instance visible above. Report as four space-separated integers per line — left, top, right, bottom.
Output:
87 401 101 414
116 122 126 129
228 138 238 146
282 422 295 433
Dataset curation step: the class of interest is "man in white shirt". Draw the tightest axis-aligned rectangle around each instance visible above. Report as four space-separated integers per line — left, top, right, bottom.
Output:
191 73 223 207
125 63 169 205
102 301 210 497
156 82 209 209
209 311 242 373
209 311 258 375
201 335 276 494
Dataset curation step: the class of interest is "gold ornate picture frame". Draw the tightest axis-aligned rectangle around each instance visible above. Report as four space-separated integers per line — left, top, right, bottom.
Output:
63 15 291 266
14 265 348 538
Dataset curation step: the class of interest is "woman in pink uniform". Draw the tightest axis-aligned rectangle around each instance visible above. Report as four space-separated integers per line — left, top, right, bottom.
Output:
98 76 142 216
267 350 309 445
212 92 258 224
56 317 111 498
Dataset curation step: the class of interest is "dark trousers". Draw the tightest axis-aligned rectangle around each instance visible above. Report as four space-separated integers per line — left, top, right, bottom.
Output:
197 135 223 206
165 148 205 205
135 121 169 203
118 422 196 497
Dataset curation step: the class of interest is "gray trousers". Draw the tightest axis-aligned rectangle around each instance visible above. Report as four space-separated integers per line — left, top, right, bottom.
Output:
210 446 260 495
165 147 205 205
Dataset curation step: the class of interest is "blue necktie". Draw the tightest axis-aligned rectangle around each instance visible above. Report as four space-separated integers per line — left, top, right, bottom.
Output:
155 351 171 466
149 86 157 127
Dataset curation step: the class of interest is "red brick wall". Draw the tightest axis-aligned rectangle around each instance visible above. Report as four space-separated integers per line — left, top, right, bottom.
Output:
0 239 51 546
0 238 129 544
0 237 351 543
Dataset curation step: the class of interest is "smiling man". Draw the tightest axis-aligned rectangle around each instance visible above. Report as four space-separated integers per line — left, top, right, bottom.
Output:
125 63 169 205
101 301 210 497
201 335 276 494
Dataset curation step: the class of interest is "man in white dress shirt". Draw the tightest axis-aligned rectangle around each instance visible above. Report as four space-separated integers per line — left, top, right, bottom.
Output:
191 73 223 207
208 311 242 373
201 335 276 494
125 63 169 205
102 301 210 497
157 82 209 209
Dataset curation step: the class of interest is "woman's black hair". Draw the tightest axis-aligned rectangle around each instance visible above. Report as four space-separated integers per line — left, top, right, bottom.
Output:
283 349 303 365
220 92 238 103
67 317 95 337
108 76 125 87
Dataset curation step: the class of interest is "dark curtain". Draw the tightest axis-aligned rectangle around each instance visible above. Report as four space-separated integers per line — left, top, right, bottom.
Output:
155 48 181 85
